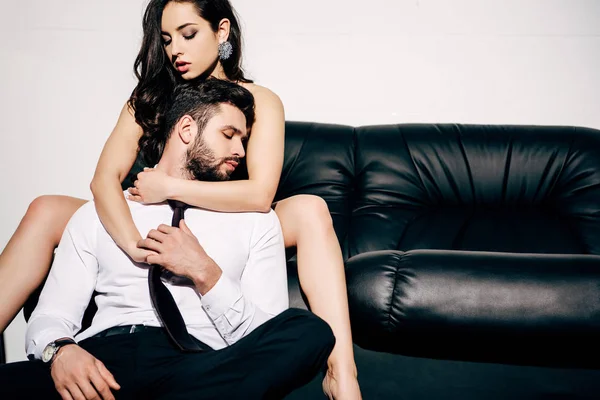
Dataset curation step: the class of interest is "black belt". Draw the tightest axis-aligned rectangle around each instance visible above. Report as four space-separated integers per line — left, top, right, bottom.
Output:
90 325 213 352
91 324 162 338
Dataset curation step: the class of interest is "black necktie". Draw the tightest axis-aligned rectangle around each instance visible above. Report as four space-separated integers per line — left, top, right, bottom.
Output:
147 200 211 352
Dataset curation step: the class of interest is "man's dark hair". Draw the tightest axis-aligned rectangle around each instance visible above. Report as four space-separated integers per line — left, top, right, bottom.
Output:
139 78 255 164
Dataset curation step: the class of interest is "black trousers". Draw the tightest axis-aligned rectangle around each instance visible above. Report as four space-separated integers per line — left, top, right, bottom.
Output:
0 308 335 400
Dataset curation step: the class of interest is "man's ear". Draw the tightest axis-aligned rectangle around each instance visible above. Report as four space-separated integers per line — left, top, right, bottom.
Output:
217 18 231 43
177 115 197 145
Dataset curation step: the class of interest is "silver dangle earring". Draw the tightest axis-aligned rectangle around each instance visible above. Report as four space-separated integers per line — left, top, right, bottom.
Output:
218 41 233 61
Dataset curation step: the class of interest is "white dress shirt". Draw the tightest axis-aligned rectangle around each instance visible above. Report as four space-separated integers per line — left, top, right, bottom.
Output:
26 192 289 360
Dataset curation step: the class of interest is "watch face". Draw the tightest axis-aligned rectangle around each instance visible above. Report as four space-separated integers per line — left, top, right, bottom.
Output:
42 344 56 363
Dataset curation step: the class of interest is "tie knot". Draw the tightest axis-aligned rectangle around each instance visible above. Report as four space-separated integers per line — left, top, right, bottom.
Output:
168 199 189 211
168 200 189 228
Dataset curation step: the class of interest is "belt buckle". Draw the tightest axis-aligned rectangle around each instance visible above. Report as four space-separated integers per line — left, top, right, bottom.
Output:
130 325 139 334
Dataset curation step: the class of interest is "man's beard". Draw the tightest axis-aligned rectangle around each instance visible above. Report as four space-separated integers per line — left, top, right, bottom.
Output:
183 136 238 182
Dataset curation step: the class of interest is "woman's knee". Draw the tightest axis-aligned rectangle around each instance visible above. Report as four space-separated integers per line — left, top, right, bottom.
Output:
25 196 56 224
278 194 333 233
275 195 334 248
22 195 85 242
26 196 65 223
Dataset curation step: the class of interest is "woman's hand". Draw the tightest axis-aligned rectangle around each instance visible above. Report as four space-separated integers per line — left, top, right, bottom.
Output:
127 167 175 204
123 240 156 264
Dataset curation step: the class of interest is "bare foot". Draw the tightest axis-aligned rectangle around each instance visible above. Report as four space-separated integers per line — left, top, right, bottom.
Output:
322 368 362 400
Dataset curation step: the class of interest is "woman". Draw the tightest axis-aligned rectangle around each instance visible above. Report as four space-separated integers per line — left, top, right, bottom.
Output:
0 0 361 398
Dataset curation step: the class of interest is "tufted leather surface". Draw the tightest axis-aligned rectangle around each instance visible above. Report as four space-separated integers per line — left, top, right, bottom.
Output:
349 124 600 257
346 249 600 368
276 122 600 369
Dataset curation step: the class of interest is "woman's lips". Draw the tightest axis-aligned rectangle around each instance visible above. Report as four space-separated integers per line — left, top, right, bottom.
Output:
175 62 190 73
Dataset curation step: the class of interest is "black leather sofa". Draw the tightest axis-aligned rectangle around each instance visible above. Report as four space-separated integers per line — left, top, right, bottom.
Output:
278 122 600 399
13 121 600 399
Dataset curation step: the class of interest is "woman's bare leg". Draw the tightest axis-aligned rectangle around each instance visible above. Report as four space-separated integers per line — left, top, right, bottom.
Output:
274 195 361 400
0 195 87 332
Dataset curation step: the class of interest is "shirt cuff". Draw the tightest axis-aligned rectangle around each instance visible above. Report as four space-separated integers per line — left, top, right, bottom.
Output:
200 273 243 320
27 329 75 361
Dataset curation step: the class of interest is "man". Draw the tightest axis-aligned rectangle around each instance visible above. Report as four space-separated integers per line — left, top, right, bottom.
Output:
0 79 335 399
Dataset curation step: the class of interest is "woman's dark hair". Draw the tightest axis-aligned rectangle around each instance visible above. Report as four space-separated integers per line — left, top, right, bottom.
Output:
129 0 252 166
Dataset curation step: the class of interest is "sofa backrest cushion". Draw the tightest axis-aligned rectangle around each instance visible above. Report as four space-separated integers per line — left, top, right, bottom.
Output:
278 122 600 257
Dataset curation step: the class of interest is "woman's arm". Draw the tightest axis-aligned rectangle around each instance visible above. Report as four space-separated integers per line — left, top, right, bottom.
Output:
130 86 285 213
90 102 150 261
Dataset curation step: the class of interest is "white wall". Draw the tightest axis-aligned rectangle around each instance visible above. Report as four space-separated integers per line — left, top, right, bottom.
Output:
1 0 599 362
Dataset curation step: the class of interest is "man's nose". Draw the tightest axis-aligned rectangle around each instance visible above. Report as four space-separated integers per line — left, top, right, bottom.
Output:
232 139 245 158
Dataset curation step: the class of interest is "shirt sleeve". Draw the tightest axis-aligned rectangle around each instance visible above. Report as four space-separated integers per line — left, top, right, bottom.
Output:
200 210 288 345
25 203 99 360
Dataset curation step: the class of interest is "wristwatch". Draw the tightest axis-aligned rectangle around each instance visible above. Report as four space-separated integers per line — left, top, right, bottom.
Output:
41 338 77 364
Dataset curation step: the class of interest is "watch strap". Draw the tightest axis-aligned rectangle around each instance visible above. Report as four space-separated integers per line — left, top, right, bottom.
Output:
47 338 77 365
54 338 76 348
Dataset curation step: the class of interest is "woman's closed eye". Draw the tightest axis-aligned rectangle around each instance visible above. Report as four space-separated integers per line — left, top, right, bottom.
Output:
161 32 195 46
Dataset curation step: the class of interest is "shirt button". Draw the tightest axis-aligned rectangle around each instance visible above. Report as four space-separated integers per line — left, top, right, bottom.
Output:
205 305 211 311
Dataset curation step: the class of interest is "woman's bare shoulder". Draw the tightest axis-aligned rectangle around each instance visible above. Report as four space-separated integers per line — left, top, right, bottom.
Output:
238 82 283 109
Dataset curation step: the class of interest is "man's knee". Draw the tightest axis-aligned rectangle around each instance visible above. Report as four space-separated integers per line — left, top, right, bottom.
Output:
280 308 336 355
240 310 336 398
303 312 336 357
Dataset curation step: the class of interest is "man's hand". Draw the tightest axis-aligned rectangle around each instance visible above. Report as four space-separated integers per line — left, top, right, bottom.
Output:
127 167 175 204
138 220 222 294
123 241 157 264
51 344 120 400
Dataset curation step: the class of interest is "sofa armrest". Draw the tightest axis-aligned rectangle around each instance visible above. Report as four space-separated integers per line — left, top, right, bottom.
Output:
346 249 600 368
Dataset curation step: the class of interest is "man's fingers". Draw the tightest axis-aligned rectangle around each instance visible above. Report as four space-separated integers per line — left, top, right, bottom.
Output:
66 384 87 400
156 224 176 234
146 254 162 265
179 220 192 235
76 378 101 400
137 238 162 252
146 229 168 243
96 361 121 391
127 187 140 195
90 368 116 400
58 388 75 400
139 248 158 257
